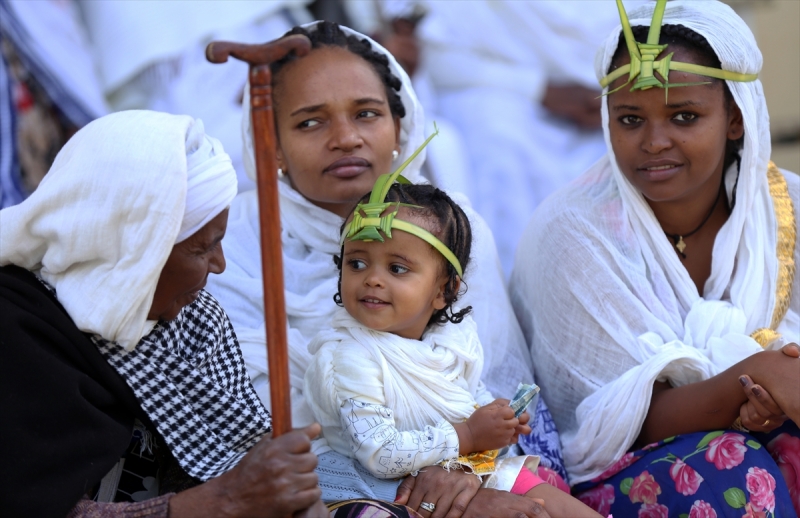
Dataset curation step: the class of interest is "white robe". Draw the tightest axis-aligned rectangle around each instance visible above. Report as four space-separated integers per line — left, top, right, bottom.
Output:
510 0 799 484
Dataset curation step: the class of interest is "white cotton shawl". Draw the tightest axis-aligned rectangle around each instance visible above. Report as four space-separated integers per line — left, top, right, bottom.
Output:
207 23 533 430
509 0 800 484
305 310 490 457
0 110 237 350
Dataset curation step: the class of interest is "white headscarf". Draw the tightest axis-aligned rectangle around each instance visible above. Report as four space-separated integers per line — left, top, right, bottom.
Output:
0 110 237 350
510 0 799 484
208 23 533 430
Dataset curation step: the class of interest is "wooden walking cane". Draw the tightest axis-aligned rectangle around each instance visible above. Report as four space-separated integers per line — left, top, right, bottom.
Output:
205 35 311 437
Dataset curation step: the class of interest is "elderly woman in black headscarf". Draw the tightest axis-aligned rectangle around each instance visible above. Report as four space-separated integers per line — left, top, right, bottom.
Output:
0 110 329 517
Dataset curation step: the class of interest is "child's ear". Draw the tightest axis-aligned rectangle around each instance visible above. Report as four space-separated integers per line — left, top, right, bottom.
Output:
433 276 458 311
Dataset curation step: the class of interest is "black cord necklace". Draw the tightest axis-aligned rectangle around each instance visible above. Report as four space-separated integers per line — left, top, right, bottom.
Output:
664 183 724 260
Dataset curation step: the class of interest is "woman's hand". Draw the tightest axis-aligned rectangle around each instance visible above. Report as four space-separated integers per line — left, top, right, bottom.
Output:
395 465 480 518
751 345 800 424
395 467 552 518
461 489 552 518
169 424 326 518
455 399 518 454
738 375 787 433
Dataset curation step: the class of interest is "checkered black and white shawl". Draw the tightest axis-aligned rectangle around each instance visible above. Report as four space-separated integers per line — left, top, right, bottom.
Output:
93 290 272 481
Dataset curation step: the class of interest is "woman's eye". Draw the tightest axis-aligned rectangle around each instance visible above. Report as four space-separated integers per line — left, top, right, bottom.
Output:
673 112 697 122
357 110 378 119
390 264 409 275
348 259 366 270
619 115 642 125
298 119 320 129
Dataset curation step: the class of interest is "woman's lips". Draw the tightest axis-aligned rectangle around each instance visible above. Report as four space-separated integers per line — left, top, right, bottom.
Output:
324 156 370 178
637 160 683 182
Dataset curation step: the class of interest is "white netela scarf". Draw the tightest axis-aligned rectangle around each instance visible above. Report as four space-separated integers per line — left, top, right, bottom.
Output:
510 0 798 484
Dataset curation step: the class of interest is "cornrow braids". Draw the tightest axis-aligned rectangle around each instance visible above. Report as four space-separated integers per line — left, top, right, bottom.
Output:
610 24 744 175
333 183 473 327
271 21 406 120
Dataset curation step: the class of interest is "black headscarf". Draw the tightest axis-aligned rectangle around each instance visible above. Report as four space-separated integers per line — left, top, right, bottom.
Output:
0 265 141 517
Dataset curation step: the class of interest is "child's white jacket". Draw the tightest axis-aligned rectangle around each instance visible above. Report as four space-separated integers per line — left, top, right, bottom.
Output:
304 309 495 479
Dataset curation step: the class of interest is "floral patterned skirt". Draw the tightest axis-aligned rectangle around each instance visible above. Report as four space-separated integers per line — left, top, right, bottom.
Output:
574 422 800 518
328 500 423 517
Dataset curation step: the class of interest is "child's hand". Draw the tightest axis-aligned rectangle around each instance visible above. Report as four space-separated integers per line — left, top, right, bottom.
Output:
511 411 532 444
455 399 518 454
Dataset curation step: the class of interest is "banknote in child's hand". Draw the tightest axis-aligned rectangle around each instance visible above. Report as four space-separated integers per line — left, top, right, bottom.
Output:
509 383 540 418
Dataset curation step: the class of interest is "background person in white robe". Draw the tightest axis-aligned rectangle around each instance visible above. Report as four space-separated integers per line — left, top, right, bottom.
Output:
207 21 567 511
510 1 799 514
0 0 108 207
416 0 643 275
78 0 313 192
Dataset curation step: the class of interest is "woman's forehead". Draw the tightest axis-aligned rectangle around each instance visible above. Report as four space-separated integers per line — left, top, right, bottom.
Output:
275 46 387 108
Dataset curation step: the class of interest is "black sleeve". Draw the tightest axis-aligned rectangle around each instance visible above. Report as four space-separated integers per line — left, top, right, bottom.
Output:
0 266 141 518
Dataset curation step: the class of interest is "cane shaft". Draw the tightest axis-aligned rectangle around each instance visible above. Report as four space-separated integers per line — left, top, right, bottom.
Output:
250 65 292 437
206 34 310 439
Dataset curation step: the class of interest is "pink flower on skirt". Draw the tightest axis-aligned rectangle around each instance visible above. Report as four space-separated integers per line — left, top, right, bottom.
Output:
578 484 616 516
688 500 717 518
705 433 747 470
669 458 704 496
629 471 662 505
742 502 767 518
637 503 668 518
767 432 800 512
595 452 640 481
745 466 776 513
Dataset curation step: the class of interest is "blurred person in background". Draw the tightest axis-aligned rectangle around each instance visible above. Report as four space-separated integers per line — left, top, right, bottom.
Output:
0 0 107 208
415 0 644 275
78 0 314 192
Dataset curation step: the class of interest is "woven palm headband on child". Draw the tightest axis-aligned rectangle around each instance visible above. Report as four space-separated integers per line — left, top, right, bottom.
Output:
340 127 463 278
599 0 758 95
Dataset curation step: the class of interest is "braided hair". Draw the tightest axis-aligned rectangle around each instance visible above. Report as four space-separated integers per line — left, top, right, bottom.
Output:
271 21 406 120
610 24 744 175
334 183 473 327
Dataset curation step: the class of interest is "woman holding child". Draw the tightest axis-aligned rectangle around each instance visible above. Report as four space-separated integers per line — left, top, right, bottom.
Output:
208 20 572 516
511 1 799 516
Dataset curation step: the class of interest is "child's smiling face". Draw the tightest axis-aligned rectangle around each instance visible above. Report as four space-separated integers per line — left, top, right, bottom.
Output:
341 209 448 340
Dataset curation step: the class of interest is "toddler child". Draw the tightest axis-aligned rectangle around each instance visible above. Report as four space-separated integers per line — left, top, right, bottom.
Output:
304 138 601 517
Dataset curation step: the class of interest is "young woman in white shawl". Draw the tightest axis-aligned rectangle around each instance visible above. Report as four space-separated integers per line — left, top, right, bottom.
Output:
510 1 799 516
206 20 566 515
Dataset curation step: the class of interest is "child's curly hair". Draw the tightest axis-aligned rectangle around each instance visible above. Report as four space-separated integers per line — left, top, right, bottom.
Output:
334 183 473 327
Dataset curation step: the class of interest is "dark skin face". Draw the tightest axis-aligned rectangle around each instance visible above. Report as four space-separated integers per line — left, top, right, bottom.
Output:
148 209 228 321
273 46 402 218
607 45 744 294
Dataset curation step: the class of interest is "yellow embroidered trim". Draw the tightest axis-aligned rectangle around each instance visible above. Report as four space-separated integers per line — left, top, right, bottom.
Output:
749 162 796 348
457 449 499 475
750 328 780 349
441 448 500 476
